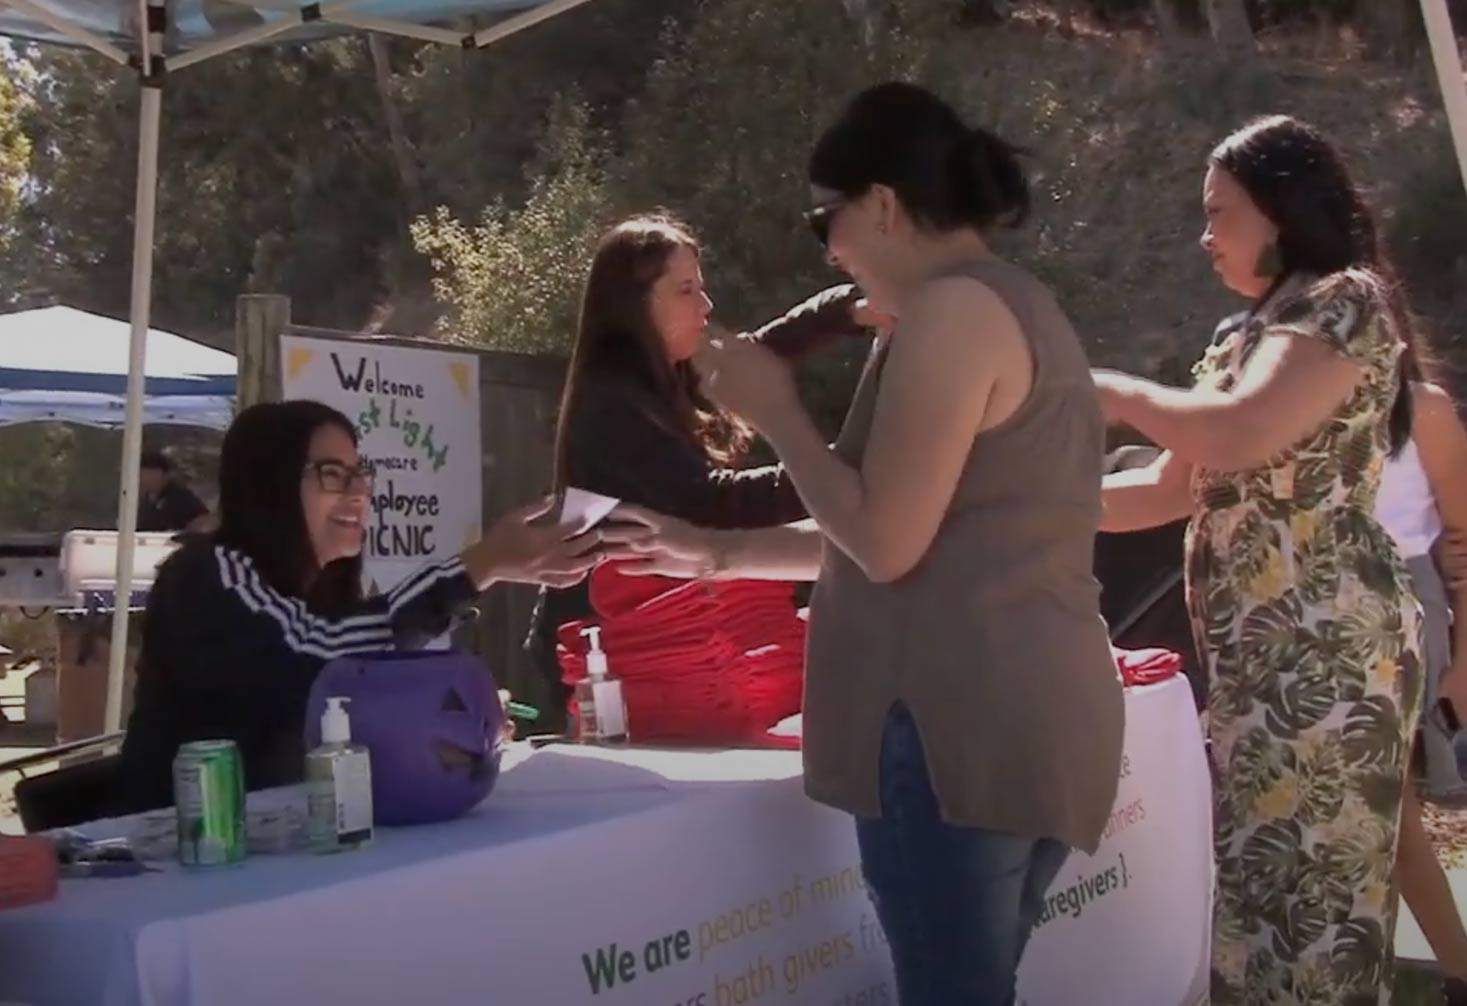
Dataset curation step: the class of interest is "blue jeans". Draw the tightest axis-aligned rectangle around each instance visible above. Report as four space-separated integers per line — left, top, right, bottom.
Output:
856 703 1071 1006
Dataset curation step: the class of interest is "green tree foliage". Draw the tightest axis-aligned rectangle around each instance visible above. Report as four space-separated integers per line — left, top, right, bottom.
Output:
0 425 74 531
410 96 614 355
9 43 399 336
0 61 31 246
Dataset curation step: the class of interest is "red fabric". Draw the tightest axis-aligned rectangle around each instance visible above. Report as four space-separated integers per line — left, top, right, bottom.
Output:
760 730 803 751
588 565 682 615
1111 645 1182 687
559 565 1183 745
558 563 806 745
0 836 58 910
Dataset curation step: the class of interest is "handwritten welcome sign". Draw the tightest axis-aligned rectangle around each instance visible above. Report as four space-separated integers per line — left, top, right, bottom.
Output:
280 334 482 594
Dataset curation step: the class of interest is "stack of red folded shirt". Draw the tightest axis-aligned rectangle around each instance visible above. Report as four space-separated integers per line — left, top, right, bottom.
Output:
558 564 806 745
558 564 1182 746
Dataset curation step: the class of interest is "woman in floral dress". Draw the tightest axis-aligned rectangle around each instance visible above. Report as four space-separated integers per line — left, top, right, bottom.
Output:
1094 115 1424 1005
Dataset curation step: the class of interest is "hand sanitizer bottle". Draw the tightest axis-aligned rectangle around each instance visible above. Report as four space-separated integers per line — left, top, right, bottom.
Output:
574 626 628 744
307 696 374 853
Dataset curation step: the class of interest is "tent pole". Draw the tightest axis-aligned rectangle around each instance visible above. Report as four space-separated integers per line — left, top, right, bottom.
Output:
317 12 467 47
1421 0 1467 198
470 0 595 48
104 8 164 735
164 0 381 73
0 0 131 64
164 15 304 72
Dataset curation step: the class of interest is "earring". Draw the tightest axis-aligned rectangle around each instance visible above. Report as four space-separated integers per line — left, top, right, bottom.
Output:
1254 242 1283 279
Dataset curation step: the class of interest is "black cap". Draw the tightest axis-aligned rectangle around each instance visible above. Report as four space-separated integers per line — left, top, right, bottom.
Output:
139 450 173 473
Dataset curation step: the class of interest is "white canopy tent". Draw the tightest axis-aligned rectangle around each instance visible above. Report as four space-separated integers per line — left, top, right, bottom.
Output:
0 304 235 429
0 0 597 732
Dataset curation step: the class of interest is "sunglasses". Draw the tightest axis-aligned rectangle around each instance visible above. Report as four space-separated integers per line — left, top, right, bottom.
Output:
303 459 375 495
803 198 847 249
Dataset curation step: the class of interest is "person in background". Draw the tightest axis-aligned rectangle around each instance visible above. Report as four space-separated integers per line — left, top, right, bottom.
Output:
136 450 210 534
115 400 606 814
1094 115 1424 1004
1380 379 1467 1001
1379 381 1467 796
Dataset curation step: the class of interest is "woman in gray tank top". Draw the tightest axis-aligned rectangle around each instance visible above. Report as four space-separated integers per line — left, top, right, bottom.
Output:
605 83 1124 1006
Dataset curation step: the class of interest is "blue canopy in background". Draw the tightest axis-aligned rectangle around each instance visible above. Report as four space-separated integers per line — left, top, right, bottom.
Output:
0 305 235 429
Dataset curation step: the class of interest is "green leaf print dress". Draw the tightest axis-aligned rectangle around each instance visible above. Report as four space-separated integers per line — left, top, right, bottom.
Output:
1186 270 1425 1006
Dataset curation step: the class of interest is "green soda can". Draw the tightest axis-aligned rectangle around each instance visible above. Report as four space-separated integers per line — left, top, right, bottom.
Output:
172 740 247 867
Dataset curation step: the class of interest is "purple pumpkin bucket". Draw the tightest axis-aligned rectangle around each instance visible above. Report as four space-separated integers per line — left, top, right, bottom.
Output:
304 650 504 825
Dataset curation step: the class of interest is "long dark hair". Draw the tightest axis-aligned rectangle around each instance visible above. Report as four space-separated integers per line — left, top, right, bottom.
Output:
1210 115 1421 451
213 400 364 613
809 81 1029 234
553 213 749 490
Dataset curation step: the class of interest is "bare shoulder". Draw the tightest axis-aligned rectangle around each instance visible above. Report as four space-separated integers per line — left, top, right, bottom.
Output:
1413 380 1454 410
1413 381 1463 435
900 274 1022 355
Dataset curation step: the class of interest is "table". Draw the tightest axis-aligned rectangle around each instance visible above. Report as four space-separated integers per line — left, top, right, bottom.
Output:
0 677 1210 1006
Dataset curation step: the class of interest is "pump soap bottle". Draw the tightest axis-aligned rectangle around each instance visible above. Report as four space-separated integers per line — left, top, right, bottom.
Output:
574 626 628 744
307 696 374 852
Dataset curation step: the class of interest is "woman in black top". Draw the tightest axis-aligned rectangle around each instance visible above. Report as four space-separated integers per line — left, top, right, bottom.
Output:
530 213 869 695
116 400 604 813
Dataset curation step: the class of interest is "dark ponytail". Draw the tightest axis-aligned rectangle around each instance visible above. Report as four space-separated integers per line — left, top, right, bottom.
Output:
810 82 1029 234
951 127 1029 229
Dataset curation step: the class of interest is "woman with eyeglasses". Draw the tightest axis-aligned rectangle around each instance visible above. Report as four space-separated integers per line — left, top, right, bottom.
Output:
603 83 1124 1004
114 400 604 814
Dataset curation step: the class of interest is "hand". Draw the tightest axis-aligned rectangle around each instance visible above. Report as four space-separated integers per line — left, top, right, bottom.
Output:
693 330 799 431
463 496 604 590
599 503 724 579
1441 663 1467 728
496 690 517 743
1436 532 1467 593
852 298 896 335
1090 369 1133 426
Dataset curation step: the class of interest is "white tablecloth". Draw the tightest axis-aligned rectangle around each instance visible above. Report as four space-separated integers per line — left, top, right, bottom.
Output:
0 677 1210 1006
